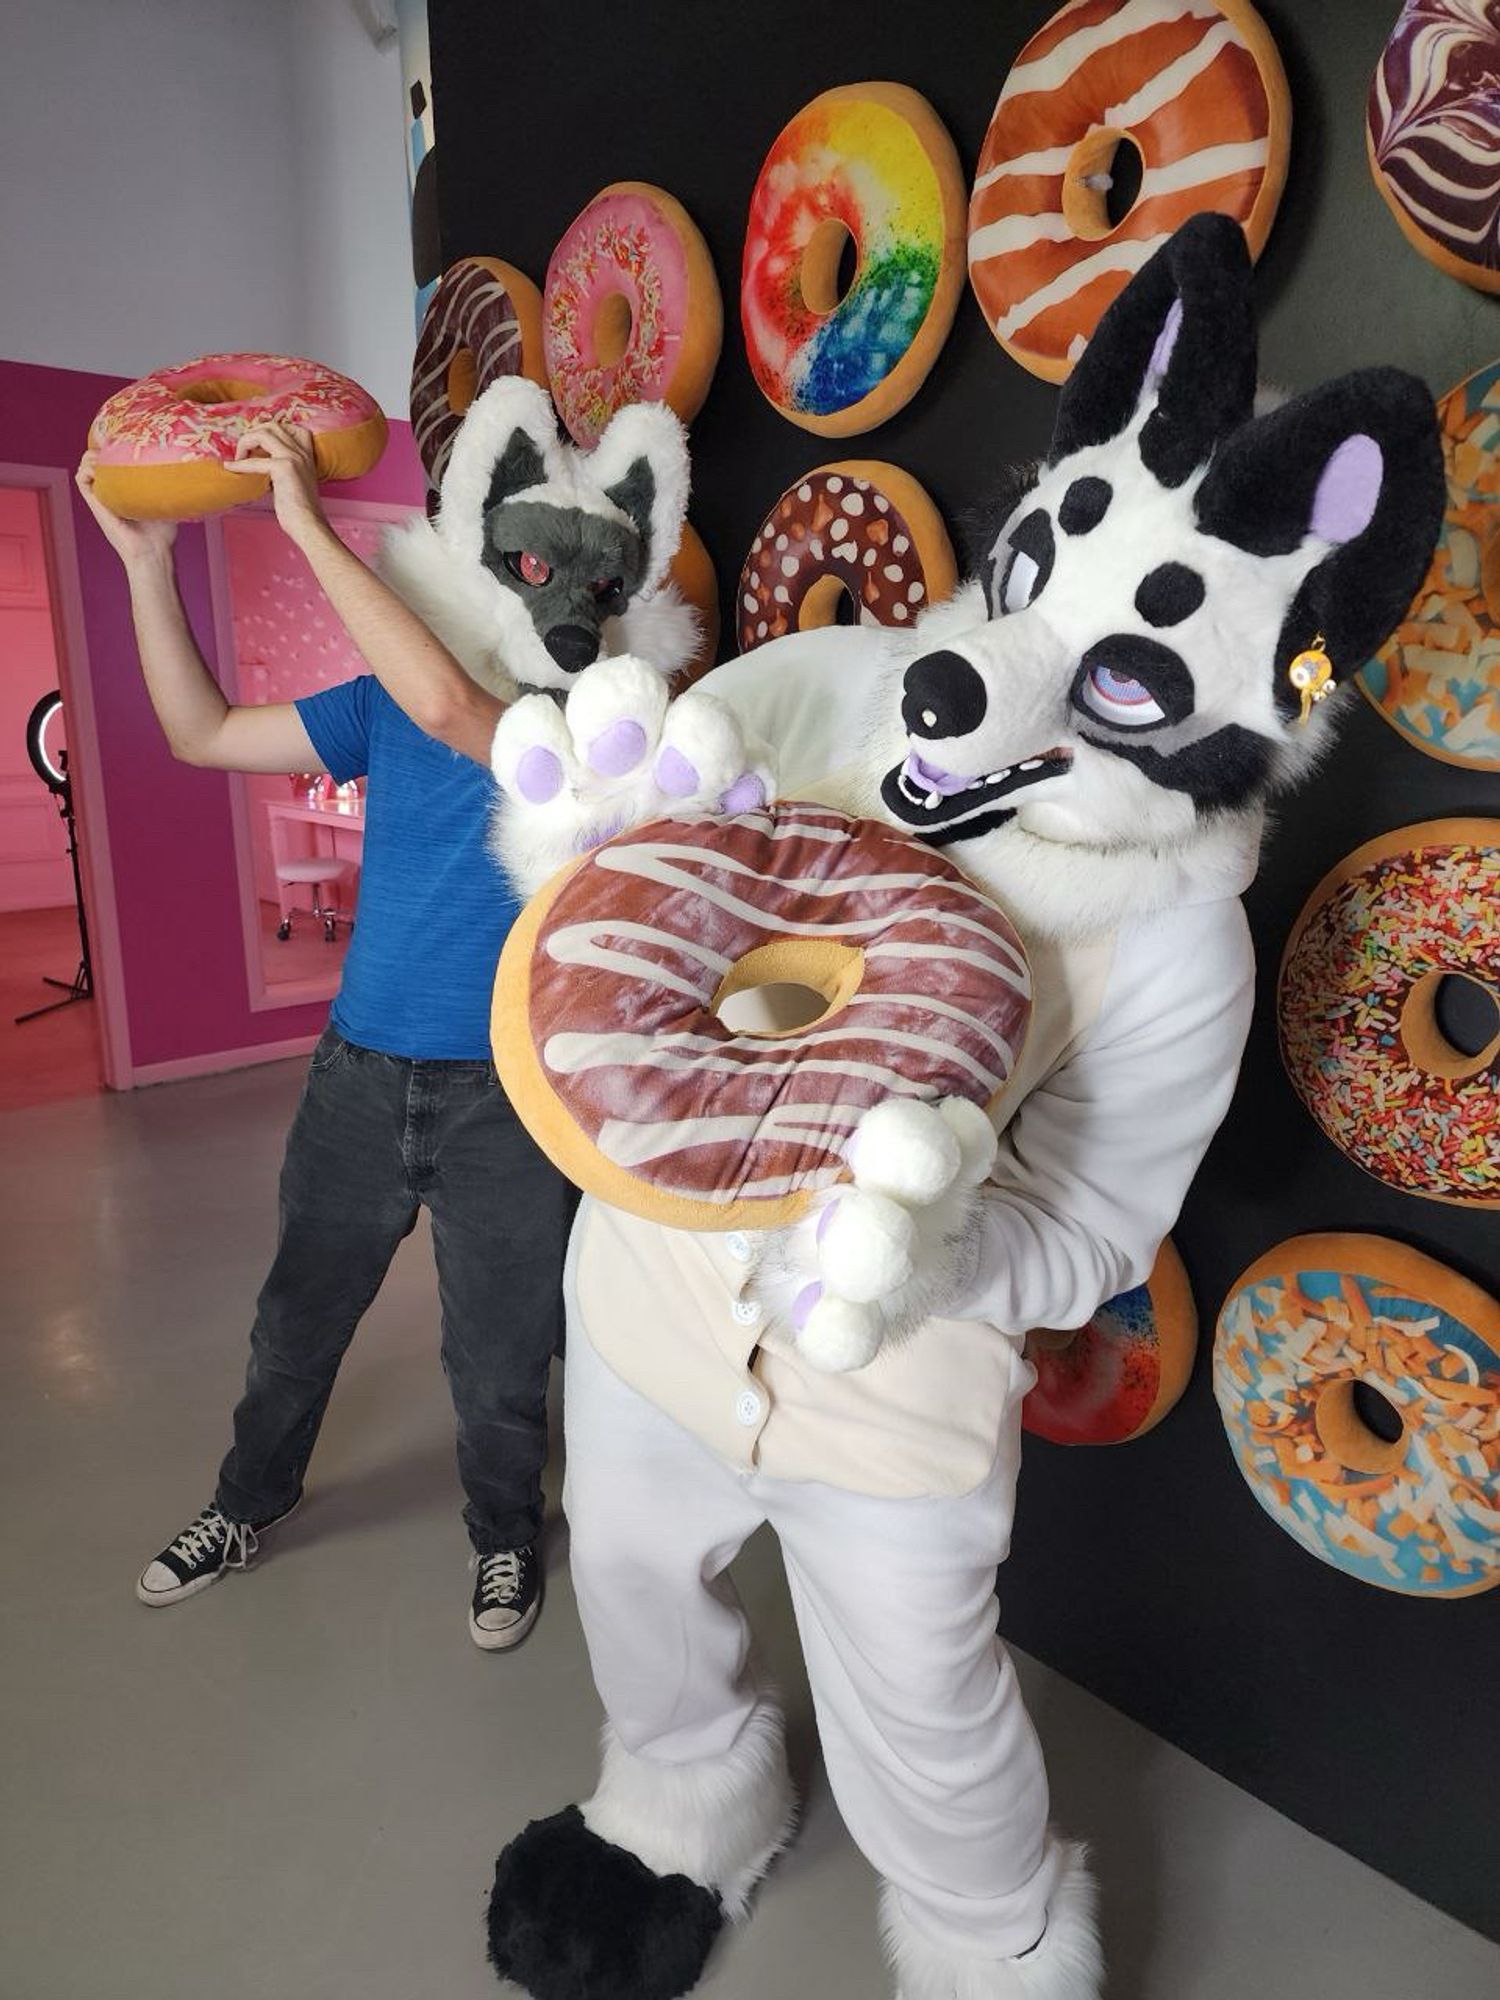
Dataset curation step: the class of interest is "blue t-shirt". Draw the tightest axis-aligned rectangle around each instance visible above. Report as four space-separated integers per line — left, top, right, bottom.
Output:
296 676 517 1059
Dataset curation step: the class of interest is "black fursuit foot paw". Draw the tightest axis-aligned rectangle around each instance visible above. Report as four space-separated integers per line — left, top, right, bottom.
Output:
488 1805 724 1999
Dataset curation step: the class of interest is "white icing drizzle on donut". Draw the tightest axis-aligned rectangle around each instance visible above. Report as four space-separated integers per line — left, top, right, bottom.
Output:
528 807 1032 1205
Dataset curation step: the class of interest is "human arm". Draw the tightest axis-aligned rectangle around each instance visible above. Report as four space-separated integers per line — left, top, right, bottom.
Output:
74 452 323 773
944 899 1257 1334
227 422 503 765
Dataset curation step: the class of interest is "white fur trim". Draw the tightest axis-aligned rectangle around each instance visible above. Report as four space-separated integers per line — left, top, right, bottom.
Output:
881 1842 1102 2000
588 400 692 593
610 585 702 680
580 1700 796 1920
435 376 568 569
379 515 530 701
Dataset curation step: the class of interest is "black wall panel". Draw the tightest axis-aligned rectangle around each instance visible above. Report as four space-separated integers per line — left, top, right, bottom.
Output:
430 0 1500 1939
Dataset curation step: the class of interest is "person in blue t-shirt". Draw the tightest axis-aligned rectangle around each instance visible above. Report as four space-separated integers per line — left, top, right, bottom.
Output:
78 427 573 1651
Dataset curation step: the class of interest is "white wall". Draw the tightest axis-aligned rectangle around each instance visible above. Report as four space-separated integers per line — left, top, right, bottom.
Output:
0 0 414 414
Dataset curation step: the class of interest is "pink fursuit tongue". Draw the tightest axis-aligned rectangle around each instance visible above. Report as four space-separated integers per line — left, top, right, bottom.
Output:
903 750 974 797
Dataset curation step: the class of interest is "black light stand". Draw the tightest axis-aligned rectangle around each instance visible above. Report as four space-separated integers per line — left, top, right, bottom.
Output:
15 691 94 1025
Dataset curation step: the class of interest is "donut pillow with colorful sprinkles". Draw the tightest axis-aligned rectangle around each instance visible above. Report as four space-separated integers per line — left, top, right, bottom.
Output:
741 82 967 435
543 181 723 448
1278 819 1499 1210
1357 359 1500 770
1214 1234 1500 1597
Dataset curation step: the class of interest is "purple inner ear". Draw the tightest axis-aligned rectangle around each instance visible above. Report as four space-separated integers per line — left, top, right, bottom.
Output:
1147 299 1183 386
1310 433 1383 544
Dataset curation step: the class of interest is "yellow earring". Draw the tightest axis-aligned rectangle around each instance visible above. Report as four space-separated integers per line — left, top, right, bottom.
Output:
1288 635 1335 724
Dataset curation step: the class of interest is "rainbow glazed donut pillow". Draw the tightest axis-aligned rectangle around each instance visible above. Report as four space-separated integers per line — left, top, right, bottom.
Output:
89 353 387 520
742 82 967 435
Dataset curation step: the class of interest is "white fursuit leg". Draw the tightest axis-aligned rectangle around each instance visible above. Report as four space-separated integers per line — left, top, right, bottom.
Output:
580 1698 797 1920
881 1842 1102 2000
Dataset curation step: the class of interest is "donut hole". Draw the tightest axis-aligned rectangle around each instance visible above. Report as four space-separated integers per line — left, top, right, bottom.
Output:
802 217 860 316
1062 127 1145 242
1314 1378 1408 1475
178 378 266 407
593 291 634 369
1433 970 1500 1060
446 347 478 416
800 573 860 631
712 939 864 1040
1399 968 1500 1082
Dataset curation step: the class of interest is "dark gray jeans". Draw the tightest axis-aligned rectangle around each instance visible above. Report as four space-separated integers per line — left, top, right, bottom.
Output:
215 1026 576 1553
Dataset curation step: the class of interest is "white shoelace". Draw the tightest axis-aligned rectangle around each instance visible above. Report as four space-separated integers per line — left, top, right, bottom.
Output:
474 1550 524 1607
171 1506 260 1572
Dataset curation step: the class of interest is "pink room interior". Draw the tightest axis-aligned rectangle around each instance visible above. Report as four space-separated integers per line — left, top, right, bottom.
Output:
0 359 422 1103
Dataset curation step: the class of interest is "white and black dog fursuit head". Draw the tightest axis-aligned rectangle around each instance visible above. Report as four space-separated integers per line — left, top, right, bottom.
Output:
877 211 1445 940
380 375 698 700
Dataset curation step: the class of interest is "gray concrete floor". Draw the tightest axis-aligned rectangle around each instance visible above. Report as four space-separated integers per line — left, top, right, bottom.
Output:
3 1061 1497 2000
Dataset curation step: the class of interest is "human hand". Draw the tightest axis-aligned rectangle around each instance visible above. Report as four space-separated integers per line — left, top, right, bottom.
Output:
227 421 328 548
75 451 177 568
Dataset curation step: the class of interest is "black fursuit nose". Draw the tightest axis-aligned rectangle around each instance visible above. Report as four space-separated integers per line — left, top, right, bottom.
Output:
544 623 600 672
901 650 989 739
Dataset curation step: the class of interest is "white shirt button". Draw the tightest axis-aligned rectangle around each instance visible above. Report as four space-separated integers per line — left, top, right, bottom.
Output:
732 1297 762 1327
726 1232 753 1263
735 1389 763 1428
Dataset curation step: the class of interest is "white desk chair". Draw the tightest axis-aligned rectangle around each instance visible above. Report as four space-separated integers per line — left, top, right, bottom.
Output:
274 856 359 943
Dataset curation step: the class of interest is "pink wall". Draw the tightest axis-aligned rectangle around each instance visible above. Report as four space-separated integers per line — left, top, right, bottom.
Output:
0 485 71 910
0 358 424 1078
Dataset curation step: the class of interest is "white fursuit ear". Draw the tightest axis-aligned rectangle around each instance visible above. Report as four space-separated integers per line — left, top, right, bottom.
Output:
587 400 691 593
434 376 566 569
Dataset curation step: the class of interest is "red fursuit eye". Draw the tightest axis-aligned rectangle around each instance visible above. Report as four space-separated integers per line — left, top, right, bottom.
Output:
518 551 551 586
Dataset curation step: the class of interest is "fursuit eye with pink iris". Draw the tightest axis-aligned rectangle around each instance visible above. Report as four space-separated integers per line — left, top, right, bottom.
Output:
1083 662 1165 726
513 550 551 587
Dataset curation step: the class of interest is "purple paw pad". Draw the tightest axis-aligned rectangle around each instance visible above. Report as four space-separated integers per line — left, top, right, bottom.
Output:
719 772 767 815
587 718 648 778
655 744 701 797
515 745 564 804
791 1282 823 1331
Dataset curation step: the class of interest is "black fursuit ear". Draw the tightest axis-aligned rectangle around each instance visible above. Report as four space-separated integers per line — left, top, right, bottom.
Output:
1049 212 1257 487
1195 367 1445 712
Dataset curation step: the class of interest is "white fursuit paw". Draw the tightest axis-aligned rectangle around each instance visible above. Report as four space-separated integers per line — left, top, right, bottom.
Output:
489 657 776 898
752 1096 998 1374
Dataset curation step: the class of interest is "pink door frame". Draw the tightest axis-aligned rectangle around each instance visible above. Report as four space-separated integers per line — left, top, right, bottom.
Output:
0 462 131 1088
202 494 415 1015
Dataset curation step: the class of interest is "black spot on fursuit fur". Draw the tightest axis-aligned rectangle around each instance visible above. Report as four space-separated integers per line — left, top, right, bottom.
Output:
1134 562 1205 628
1058 476 1112 535
488 1806 723 2000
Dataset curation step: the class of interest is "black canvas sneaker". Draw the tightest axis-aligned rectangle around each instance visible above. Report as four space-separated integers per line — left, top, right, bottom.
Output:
469 1545 541 1651
136 1497 300 1607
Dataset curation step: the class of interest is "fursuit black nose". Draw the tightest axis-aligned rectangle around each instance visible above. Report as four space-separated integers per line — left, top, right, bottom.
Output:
543 623 600 673
901 650 989 739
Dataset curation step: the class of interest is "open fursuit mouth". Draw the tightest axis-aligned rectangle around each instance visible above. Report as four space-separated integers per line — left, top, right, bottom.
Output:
882 744 1072 831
